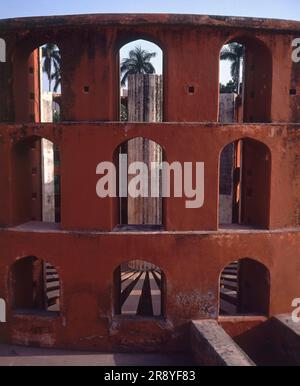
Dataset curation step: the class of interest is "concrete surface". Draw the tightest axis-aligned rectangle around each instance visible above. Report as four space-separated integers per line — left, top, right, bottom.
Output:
0 344 194 366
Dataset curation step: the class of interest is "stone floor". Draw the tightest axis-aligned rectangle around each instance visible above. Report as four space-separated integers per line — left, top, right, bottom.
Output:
0 344 194 366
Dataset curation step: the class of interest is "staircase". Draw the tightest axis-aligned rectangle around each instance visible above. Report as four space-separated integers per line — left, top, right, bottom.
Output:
44 263 60 312
220 261 239 315
120 266 162 316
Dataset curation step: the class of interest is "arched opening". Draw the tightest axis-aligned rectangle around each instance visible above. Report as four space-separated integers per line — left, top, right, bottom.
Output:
119 39 163 122
14 42 62 123
219 258 270 316
219 138 271 229
12 136 61 225
219 37 272 123
11 256 61 314
12 43 62 226
39 43 62 123
114 260 165 317
39 44 62 225
114 137 164 230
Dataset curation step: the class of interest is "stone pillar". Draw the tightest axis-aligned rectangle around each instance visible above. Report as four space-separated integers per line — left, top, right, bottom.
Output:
126 74 163 225
41 138 55 222
128 74 163 122
40 92 53 123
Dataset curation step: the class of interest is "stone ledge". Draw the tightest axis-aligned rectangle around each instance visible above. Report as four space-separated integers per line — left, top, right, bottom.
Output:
191 320 254 366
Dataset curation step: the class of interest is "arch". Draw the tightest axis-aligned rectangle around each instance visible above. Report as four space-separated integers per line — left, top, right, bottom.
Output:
13 40 62 123
115 34 165 54
219 35 272 123
220 34 272 53
113 259 165 317
12 135 61 225
113 136 165 229
118 38 164 122
219 258 270 316
219 135 271 157
115 135 166 155
218 137 271 229
11 256 61 314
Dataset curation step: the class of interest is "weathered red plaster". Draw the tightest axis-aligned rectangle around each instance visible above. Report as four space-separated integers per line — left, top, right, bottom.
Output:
0 14 299 353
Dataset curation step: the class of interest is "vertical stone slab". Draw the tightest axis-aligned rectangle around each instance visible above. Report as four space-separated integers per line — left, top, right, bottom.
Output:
41 139 55 222
127 74 163 225
219 93 236 225
40 92 53 123
40 85 55 223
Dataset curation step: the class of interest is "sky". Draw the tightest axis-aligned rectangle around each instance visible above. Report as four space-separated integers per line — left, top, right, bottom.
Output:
1 0 299 20
1 0 299 87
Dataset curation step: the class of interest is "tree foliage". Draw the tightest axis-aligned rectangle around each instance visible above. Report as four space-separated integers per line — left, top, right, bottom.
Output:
121 46 157 86
220 43 244 93
42 44 61 92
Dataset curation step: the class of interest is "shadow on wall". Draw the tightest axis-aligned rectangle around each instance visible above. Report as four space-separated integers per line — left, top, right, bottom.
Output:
219 138 271 229
11 256 61 314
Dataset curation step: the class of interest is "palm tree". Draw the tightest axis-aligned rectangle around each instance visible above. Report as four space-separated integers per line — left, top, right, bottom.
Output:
121 46 157 86
220 43 244 93
51 63 61 93
42 44 61 92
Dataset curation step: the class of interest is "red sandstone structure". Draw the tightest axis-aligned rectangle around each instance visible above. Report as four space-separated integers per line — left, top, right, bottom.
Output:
0 13 300 366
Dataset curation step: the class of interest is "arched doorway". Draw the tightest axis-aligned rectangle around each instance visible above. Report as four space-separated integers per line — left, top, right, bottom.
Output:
219 138 271 229
119 39 163 122
114 137 164 229
219 37 272 123
11 256 61 314
12 136 61 225
219 258 270 316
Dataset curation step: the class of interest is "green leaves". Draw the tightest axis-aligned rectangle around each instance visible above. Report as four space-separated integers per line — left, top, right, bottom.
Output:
220 43 244 93
42 43 61 92
121 45 157 86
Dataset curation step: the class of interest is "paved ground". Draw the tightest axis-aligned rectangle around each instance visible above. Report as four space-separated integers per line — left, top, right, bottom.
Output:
0 344 194 366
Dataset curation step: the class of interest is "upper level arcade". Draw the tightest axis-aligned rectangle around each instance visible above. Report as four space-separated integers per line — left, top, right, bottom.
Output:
0 14 299 123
